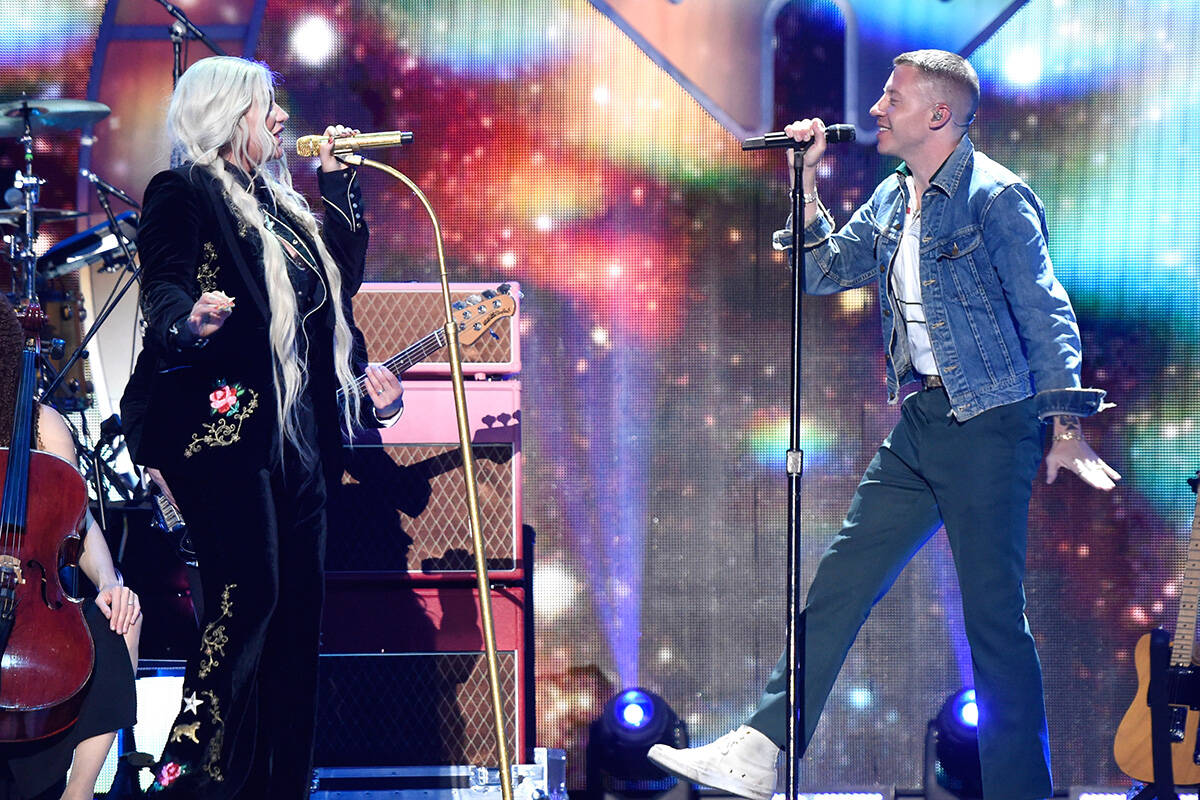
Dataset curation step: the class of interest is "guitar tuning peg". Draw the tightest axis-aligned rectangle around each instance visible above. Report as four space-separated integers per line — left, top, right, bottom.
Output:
498 283 510 293
481 290 496 299
489 330 500 341
452 301 465 310
467 295 482 304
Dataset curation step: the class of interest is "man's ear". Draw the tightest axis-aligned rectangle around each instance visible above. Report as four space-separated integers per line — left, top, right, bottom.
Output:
930 103 952 129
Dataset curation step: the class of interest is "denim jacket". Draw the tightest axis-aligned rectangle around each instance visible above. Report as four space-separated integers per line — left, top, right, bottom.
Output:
775 135 1107 422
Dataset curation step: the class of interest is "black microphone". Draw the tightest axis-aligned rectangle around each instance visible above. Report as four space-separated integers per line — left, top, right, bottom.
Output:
741 124 856 151
81 169 141 209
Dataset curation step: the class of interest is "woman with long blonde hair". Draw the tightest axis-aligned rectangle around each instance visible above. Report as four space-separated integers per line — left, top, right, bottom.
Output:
127 56 401 797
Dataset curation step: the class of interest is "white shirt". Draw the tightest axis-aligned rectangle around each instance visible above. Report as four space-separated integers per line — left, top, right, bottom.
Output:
890 176 939 377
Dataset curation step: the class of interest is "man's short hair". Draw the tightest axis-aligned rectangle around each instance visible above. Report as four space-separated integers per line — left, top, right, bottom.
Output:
893 49 981 126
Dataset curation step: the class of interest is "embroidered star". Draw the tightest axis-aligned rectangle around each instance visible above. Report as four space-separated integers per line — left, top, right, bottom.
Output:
183 691 204 715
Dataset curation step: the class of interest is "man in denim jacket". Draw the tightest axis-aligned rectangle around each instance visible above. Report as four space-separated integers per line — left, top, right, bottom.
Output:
649 50 1119 800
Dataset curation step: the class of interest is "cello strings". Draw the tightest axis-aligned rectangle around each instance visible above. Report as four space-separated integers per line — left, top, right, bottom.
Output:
2 350 36 557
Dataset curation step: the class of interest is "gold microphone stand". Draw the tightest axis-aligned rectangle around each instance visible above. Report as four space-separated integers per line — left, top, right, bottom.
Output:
339 153 514 800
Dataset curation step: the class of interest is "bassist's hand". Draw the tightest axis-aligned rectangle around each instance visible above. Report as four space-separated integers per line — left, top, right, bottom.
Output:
365 364 403 420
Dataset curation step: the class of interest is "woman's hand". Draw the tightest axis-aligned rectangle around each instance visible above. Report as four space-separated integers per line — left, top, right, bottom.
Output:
95 583 142 635
365 364 403 419
187 291 235 338
319 124 360 173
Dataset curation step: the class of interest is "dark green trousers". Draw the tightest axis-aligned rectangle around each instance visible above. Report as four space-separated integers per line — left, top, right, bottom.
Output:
747 386 1052 800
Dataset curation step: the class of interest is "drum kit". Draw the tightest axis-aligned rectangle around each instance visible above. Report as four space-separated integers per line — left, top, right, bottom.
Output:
0 96 140 411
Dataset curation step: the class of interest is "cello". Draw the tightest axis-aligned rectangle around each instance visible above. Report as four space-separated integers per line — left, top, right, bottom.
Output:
0 299 93 741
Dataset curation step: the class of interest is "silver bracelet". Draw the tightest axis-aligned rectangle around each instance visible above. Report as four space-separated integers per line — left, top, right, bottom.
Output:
1052 430 1080 442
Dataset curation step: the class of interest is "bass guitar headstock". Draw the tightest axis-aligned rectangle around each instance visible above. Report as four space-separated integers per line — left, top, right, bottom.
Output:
452 283 518 347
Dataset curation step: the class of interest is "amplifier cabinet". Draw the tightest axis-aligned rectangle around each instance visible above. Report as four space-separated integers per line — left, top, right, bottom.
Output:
330 381 523 580
317 584 532 768
353 282 521 377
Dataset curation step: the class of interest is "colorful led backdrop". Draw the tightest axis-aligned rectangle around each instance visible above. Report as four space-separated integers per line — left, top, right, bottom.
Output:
3 0 1198 791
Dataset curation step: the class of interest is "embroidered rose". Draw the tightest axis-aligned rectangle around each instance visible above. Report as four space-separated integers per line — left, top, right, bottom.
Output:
209 384 241 416
158 761 182 787
185 385 258 458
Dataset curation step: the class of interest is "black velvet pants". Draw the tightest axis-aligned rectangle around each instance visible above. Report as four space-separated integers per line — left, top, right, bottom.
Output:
152 445 327 800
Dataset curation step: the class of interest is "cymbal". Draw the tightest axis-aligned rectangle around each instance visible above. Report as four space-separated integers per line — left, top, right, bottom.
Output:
0 207 87 227
0 99 110 137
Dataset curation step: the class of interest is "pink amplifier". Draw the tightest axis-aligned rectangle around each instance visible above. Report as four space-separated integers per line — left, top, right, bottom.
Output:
329 380 524 582
352 282 521 377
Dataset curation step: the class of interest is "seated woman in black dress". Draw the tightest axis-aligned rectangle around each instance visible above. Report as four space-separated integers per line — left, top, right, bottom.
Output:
0 296 142 800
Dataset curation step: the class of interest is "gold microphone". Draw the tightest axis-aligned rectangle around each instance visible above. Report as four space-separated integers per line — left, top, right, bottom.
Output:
295 130 414 157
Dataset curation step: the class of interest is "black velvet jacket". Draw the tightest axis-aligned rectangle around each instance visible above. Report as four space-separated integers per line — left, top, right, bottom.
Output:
123 163 367 477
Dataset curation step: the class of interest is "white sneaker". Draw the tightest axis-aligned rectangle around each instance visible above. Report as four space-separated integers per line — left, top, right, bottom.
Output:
647 725 780 800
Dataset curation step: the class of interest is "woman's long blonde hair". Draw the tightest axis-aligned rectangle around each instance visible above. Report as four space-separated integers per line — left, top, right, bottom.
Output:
165 56 361 454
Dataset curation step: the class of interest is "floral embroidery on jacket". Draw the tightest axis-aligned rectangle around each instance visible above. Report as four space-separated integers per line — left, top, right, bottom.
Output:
184 381 258 458
201 689 226 781
148 760 188 791
196 241 219 292
198 583 237 679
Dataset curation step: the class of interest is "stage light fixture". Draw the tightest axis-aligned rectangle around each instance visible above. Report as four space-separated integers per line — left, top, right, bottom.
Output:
586 688 692 800
614 689 655 730
1070 791 1199 800
949 688 978 729
923 688 983 800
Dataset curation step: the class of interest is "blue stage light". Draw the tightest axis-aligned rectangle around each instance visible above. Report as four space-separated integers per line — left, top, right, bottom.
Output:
614 689 655 731
587 688 691 798
952 689 978 729
926 688 983 799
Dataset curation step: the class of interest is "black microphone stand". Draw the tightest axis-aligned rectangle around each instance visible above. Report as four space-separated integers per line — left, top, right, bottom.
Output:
783 146 806 800
88 172 140 265
43 182 141 405
169 21 186 88
739 137 814 800
41 181 141 524
154 0 227 86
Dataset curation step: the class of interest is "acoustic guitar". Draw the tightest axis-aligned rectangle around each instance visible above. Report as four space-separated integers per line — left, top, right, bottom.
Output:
1113 471 1200 784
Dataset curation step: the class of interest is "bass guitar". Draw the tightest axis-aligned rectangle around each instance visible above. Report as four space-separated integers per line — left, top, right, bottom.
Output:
338 284 517 404
1113 470 1200 783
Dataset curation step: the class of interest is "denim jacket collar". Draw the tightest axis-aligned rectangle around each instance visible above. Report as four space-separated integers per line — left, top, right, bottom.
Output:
894 135 975 199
